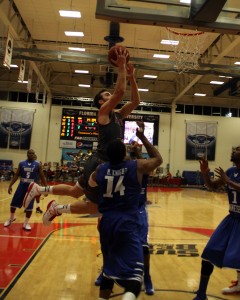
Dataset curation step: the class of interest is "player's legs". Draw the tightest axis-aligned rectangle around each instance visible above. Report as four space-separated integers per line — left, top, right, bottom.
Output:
42 198 98 225
139 209 154 295
99 276 114 300
51 183 84 197
193 260 214 300
4 206 17 227
35 195 43 213
143 245 154 295
24 181 84 208
116 279 142 300
5 183 34 230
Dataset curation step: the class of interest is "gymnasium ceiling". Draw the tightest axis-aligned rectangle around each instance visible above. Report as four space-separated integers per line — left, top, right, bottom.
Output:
0 0 240 108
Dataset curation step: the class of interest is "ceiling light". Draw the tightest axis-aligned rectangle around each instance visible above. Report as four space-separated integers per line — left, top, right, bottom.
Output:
219 75 232 78
65 31 84 37
161 39 179 45
59 10 81 18
143 75 157 79
18 80 28 83
78 84 90 88
10 64 18 68
153 54 170 59
68 47 85 51
194 93 206 96
210 81 224 85
75 70 89 73
180 0 191 3
138 88 149 92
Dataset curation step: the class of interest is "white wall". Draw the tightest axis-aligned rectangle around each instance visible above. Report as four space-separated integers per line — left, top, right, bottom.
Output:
0 100 239 176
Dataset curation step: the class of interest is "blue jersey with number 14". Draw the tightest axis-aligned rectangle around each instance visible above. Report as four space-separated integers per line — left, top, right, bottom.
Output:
97 160 141 216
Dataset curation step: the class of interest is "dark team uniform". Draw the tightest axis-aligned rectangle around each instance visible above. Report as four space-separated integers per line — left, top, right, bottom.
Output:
97 160 144 282
10 160 40 210
97 111 123 161
78 111 123 204
201 166 240 269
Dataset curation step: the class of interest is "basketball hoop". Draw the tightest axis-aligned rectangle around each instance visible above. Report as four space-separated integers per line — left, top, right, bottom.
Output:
166 27 206 73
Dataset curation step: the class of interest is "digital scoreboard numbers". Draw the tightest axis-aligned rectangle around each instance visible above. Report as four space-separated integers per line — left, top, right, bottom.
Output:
60 109 98 141
60 116 75 139
76 116 98 137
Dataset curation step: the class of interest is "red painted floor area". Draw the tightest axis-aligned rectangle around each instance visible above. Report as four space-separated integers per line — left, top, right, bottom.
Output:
0 222 84 289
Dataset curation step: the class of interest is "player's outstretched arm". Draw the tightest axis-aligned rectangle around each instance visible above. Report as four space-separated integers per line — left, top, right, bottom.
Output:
136 122 163 175
118 64 140 119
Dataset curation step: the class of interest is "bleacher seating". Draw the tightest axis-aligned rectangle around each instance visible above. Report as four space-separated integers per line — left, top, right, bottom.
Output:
0 160 14 180
182 170 214 185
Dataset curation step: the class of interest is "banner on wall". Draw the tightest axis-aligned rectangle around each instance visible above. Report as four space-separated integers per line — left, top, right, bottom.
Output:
18 59 26 82
3 30 13 69
35 77 40 102
0 108 35 149
186 121 217 161
27 63 33 93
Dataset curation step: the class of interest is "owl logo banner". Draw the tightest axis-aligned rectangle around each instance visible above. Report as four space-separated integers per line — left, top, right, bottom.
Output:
186 121 217 161
0 108 35 149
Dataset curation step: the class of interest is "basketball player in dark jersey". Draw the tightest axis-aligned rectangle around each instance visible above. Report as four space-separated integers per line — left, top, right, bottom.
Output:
23 47 140 225
89 125 162 300
193 145 240 300
4 149 47 231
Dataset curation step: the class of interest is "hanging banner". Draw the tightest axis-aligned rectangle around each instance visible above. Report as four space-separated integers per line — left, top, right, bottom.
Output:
18 59 26 82
0 108 35 149
3 30 14 69
35 77 40 102
43 87 47 104
186 121 217 161
27 64 33 93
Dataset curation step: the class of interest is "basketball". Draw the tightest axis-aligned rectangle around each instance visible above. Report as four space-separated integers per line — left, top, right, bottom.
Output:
108 45 130 67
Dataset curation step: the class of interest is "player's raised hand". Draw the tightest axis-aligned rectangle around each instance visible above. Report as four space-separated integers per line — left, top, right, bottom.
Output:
199 157 210 174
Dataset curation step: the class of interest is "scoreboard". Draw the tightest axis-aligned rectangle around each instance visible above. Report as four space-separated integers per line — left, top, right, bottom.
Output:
60 109 98 148
59 108 159 151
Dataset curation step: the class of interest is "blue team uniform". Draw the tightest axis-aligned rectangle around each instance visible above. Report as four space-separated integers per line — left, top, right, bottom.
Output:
10 160 40 210
97 160 144 282
201 166 240 269
138 175 149 248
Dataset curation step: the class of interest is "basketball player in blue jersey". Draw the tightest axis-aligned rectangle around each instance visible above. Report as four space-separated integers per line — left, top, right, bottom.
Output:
129 141 154 296
193 145 240 300
89 124 162 300
4 149 47 231
24 47 141 224
95 136 155 295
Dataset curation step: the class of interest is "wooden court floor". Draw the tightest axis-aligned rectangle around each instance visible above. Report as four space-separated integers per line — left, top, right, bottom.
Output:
0 180 239 300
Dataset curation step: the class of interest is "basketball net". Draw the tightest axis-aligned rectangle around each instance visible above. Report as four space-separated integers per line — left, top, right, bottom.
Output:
166 28 206 74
